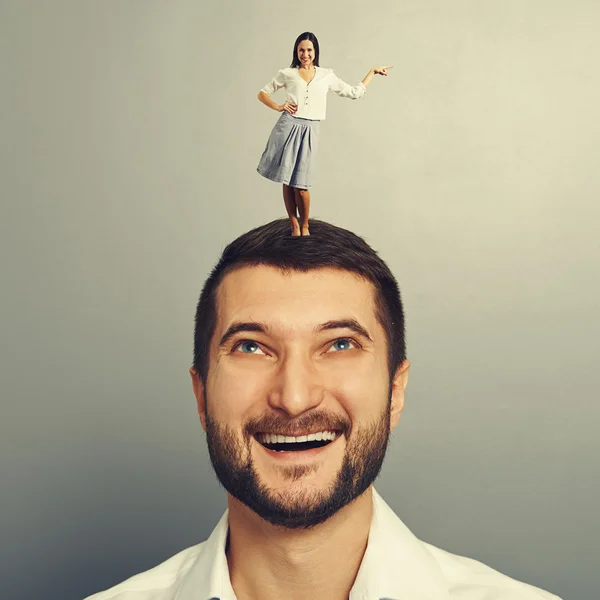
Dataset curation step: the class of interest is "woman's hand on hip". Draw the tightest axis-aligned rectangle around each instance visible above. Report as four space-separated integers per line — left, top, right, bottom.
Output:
279 101 298 114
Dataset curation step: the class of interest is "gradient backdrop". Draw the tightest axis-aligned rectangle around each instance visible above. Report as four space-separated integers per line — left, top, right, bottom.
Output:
2 1 599 599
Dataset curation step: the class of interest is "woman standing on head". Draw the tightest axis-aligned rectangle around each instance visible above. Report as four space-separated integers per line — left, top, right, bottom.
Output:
257 32 392 236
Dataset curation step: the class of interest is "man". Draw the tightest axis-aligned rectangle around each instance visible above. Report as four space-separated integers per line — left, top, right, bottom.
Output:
87 219 560 600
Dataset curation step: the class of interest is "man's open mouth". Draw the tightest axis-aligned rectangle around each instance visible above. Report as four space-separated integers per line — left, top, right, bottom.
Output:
255 430 339 452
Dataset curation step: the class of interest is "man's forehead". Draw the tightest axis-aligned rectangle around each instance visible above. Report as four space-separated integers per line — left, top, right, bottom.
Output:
215 265 379 329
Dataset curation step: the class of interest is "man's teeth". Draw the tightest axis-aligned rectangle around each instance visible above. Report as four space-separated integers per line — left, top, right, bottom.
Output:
257 431 337 444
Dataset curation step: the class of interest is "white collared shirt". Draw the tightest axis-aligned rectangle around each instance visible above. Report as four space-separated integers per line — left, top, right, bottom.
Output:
260 66 367 120
85 489 561 600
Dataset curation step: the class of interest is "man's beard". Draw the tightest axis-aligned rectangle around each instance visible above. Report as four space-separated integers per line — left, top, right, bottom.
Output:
204 403 391 529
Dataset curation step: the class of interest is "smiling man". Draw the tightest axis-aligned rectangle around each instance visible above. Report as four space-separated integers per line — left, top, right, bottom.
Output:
87 219 560 600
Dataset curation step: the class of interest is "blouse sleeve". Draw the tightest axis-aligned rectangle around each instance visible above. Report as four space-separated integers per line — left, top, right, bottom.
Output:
261 70 287 95
328 70 366 99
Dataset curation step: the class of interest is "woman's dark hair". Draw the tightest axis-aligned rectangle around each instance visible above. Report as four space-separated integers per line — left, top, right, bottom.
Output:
193 218 406 384
290 31 320 68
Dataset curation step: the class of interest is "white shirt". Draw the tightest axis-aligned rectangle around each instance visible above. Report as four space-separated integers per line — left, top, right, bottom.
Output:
260 66 367 121
85 489 561 600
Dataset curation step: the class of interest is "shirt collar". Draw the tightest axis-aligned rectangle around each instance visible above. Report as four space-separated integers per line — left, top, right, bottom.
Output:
176 488 448 600
175 510 236 600
350 488 448 600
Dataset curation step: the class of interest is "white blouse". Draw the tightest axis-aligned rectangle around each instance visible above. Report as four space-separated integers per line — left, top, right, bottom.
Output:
260 66 366 121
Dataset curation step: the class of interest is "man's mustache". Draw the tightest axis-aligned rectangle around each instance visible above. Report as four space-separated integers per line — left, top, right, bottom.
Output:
244 410 351 438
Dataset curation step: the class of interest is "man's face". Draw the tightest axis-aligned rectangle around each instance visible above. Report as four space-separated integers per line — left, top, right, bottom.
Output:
191 266 409 529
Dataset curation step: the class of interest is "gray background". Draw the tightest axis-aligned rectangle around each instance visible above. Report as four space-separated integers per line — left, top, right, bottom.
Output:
1 1 599 599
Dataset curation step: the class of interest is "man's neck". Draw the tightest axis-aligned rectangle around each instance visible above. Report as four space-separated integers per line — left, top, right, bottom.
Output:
226 488 373 600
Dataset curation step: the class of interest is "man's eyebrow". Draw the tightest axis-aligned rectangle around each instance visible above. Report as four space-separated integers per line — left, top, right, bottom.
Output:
315 319 373 342
218 322 269 347
218 319 373 346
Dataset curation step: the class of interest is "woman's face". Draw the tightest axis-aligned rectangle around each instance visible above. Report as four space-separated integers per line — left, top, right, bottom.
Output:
297 40 315 67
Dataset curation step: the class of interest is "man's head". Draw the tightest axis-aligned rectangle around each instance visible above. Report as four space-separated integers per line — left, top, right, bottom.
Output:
190 219 409 529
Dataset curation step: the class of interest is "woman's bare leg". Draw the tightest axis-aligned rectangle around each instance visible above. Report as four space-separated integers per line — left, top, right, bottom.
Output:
295 188 311 236
283 184 301 236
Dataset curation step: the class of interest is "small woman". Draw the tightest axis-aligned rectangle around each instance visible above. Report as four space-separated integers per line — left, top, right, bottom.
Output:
257 31 392 236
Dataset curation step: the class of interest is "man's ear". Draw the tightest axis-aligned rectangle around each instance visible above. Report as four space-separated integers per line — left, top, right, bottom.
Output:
389 360 410 431
190 367 207 432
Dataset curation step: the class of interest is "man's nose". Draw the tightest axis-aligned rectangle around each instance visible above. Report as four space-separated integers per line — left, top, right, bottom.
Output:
267 352 324 417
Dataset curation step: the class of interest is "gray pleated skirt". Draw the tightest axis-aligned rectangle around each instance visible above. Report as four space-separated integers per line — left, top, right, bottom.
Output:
257 111 320 190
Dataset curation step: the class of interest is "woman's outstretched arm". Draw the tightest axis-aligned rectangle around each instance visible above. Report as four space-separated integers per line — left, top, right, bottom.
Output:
329 65 393 99
361 65 393 88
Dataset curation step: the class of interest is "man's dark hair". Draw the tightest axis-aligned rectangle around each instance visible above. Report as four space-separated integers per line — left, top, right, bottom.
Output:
290 31 320 68
193 218 406 382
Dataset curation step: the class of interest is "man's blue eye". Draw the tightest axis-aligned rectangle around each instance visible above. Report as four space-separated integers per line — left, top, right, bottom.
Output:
239 341 260 353
331 339 353 352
